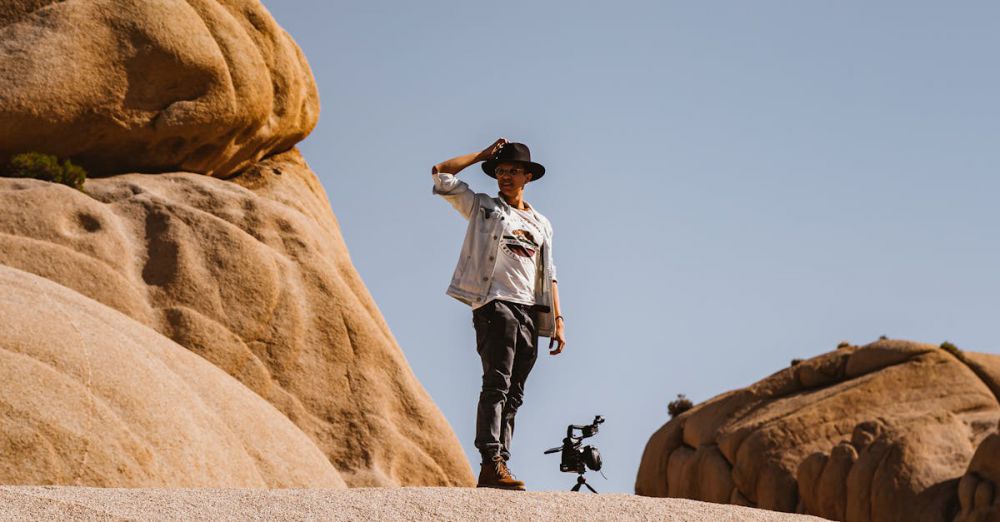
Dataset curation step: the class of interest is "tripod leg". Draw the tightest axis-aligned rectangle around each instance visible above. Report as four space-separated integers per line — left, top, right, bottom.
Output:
584 481 598 494
571 482 582 492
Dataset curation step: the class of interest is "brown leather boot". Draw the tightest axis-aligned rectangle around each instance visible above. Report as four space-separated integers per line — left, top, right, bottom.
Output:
477 455 526 490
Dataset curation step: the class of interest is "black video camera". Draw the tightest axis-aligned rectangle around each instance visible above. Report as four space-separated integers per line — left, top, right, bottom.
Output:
543 415 605 475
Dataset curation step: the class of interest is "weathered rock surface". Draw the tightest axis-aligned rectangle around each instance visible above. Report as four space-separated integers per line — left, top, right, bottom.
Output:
635 339 1000 522
0 0 318 177
0 149 475 487
0 264 345 488
956 429 1000 522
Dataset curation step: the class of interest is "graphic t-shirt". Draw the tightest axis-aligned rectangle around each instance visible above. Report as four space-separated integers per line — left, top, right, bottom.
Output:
473 206 545 309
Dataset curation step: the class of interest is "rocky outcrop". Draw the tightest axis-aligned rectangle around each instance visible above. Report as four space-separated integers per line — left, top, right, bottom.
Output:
0 0 474 489
0 149 475 487
956 431 1000 522
0 264 345 488
635 339 1000 522
0 0 318 177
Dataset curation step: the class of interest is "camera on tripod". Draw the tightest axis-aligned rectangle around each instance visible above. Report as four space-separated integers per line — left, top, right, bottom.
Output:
543 415 605 492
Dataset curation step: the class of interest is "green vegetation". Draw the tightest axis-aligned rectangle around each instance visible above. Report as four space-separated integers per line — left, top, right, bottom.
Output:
3 152 87 190
940 341 961 357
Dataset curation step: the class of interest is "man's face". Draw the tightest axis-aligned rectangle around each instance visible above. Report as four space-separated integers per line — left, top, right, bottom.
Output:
495 161 532 196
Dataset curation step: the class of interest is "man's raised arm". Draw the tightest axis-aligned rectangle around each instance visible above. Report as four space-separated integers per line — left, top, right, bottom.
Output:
431 138 508 219
432 138 508 175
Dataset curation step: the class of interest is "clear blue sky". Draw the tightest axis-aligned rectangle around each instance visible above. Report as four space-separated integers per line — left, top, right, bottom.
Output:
264 1 999 493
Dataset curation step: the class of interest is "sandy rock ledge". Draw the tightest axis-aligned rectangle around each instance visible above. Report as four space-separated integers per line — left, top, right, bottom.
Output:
0 486 829 522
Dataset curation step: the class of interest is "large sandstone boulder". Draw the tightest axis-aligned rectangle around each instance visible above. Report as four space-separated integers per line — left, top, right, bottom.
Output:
0 264 345 488
0 0 472 489
0 0 318 177
635 339 1000 522
0 149 475 487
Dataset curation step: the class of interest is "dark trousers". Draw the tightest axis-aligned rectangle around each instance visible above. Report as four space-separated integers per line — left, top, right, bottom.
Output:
472 299 539 463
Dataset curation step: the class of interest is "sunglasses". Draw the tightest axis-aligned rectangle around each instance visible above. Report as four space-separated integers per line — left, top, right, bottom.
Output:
495 167 528 177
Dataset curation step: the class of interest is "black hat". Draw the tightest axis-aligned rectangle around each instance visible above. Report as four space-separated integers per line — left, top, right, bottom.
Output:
481 142 546 181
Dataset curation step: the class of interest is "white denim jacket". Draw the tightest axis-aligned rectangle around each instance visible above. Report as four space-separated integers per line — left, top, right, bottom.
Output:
432 171 558 338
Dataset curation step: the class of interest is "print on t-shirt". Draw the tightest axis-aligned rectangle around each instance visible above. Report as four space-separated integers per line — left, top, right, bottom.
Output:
502 229 538 258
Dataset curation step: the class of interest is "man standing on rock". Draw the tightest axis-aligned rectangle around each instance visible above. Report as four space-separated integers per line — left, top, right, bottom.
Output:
432 138 567 490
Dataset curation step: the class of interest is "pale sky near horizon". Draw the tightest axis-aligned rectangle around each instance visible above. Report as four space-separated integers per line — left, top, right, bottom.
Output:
264 1 999 493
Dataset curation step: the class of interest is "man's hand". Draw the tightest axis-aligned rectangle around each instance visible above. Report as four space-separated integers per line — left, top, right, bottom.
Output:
549 320 566 355
433 137 508 175
476 137 508 163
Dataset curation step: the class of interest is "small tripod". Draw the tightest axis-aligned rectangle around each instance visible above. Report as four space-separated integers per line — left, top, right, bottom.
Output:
570 473 598 493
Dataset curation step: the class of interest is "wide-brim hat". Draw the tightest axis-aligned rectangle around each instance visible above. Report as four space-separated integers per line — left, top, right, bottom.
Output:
481 142 546 181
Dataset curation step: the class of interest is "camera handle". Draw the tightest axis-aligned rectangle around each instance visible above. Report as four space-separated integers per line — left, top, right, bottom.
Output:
544 435 578 455
567 415 604 439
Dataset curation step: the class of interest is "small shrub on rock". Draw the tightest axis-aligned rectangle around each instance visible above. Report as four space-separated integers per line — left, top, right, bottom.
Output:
940 341 961 357
668 394 693 419
4 152 87 190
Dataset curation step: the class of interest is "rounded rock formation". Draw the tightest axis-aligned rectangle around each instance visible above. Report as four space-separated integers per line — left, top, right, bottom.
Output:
635 339 1000 522
0 150 475 487
0 0 318 177
0 264 345 488
955 431 1000 522
0 0 474 490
